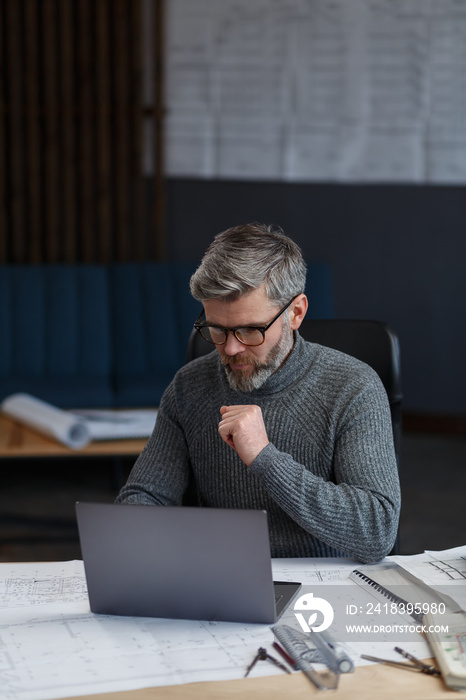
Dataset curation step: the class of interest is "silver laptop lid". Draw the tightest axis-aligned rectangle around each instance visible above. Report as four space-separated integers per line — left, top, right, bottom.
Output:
76 502 277 624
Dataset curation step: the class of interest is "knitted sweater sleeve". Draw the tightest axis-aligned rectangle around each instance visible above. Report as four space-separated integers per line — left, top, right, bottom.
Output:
250 373 400 564
115 383 191 507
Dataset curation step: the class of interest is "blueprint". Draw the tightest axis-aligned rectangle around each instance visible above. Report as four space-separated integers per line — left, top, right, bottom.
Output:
0 561 276 700
164 0 466 183
0 560 87 608
1 606 275 700
1 555 454 700
393 544 466 611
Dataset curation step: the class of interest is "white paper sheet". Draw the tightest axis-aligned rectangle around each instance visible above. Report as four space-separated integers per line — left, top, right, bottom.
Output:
164 0 466 184
0 561 276 700
0 555 441 700
393 545 466 612
71 408 158 441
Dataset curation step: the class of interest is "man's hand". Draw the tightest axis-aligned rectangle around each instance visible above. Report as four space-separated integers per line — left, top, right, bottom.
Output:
218 405 269 466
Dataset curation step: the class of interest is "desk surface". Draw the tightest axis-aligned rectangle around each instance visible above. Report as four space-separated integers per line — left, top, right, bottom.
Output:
0 413 148 458
2 555 464 700
79 663 455 700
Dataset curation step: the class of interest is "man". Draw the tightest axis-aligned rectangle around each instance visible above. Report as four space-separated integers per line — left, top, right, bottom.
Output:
116 223 400 563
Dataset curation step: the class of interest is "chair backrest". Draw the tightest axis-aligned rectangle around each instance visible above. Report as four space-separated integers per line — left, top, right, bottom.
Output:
297 319 402 467
187 326 216 364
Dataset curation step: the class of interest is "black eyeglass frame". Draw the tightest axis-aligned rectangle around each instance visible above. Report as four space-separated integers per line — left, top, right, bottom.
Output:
193 294 301 347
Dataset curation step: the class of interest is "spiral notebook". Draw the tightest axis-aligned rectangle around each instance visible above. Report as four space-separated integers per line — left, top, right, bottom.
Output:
350 562 455 622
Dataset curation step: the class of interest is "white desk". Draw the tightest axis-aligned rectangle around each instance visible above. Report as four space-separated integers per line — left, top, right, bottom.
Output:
2 550 465 700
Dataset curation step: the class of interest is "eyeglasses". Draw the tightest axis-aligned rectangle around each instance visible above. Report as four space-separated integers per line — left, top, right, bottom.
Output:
194 295 299 347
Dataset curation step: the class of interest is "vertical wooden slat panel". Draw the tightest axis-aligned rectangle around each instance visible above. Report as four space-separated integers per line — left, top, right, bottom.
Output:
60 0 77 263
114 0 131 261
24 0 43 263
1 0 163 264
96 0 113 263
6 2 26 262
42 0 61 262
0 2 8 261
77 0 96 262
153 0 166 261
130 0 144 261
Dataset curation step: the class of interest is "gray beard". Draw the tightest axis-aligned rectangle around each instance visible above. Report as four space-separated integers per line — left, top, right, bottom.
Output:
221 323 294 392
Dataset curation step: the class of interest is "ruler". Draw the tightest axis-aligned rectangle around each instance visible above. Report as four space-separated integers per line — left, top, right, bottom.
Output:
273 624 354 690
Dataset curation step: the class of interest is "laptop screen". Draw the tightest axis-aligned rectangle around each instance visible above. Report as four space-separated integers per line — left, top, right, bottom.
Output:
76 502 298 624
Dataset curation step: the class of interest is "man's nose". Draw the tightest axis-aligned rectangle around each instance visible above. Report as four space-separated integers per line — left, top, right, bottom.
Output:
223 332 246 356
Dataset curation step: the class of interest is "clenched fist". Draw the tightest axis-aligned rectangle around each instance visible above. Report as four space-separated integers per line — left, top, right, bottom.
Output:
218 405 269 466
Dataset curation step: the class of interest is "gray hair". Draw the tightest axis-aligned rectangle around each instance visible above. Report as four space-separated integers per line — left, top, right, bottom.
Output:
190 223 307 305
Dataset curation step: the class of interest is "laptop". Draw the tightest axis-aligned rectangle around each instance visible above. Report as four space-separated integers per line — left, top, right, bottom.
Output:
76 501 301 624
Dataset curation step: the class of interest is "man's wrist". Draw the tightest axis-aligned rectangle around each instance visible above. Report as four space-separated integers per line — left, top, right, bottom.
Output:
248 442 276 472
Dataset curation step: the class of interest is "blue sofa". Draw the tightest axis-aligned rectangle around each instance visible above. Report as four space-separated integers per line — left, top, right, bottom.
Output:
0 262 333 408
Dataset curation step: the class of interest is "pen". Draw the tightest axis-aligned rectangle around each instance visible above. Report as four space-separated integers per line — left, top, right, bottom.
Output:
272 641 296 670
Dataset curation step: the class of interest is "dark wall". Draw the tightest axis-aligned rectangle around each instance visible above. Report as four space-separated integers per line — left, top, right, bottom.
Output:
166 179 466 416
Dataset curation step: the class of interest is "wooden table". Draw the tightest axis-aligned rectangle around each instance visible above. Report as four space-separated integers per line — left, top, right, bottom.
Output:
0 413 148 458
77 664 456 700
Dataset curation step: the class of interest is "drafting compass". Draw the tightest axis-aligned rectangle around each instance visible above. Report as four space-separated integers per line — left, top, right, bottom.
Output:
244 647 291 677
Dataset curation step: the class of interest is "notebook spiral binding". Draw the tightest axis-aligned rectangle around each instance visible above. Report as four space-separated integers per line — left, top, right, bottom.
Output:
351 569 423 623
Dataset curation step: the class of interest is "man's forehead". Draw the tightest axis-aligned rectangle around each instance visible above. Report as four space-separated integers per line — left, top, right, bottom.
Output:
203 287 277 323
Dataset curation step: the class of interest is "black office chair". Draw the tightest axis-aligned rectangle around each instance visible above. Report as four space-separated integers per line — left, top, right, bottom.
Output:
187 318 402 552
298 319 402 467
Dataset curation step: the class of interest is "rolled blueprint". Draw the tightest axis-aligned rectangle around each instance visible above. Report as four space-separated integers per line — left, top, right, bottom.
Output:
1 392 91 449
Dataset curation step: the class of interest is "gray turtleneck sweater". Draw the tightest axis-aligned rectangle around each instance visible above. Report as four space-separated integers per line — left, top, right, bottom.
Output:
116 333 400 563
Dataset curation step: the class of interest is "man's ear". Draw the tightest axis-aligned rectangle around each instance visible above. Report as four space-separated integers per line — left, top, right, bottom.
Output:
289 294 308 330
